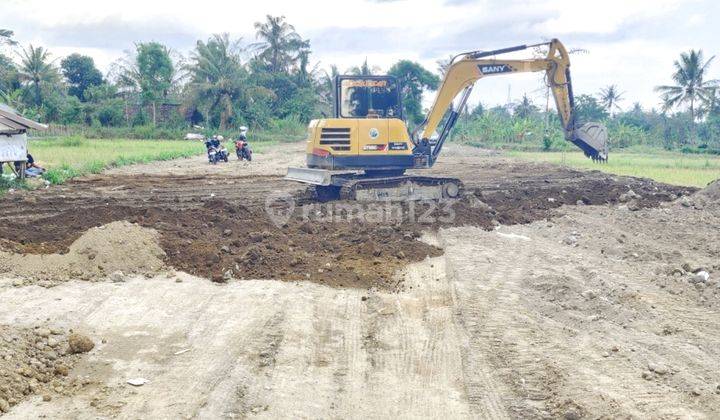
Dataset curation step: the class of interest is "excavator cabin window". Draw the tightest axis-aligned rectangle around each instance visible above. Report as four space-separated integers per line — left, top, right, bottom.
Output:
335 76 402 119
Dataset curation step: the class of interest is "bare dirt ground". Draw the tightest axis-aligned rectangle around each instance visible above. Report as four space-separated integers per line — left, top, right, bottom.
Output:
1 142 719 418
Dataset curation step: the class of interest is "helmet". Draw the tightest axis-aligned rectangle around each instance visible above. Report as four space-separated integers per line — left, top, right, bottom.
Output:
217 135 224 141
239 126 248 134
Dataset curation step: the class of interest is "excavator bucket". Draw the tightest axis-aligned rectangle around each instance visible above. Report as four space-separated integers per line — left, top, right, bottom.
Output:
572 122 609 161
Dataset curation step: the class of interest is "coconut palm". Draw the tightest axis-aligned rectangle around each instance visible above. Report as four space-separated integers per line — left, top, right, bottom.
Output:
252 15 308 73
0 29 16 46
348 58 380 76
514 94 538 119
599 84 625 116
655 49 718 121
319 64 338 96
186 33 249 129
16 44 60 107
436 55 454 77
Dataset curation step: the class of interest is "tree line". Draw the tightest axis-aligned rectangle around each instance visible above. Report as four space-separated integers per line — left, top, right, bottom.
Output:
452 49 720 151
1 19 719 150
0 16 437 132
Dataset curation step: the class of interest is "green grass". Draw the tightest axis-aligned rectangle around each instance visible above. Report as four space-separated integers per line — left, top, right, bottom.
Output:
508 150 720 187
0 176 29 197
29 137 206 184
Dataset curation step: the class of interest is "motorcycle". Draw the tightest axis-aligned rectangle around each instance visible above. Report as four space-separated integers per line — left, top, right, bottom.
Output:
207 144 229 164
207 145 217 164
235 139 252 161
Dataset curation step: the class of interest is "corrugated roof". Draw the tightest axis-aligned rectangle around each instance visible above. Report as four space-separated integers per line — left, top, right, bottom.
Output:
0 108 47 132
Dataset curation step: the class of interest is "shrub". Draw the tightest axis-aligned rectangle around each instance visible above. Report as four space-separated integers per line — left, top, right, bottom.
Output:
58 136 87 147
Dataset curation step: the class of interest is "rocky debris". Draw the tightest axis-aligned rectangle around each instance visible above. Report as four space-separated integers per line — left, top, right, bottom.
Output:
108 270 125 283
679 196 695 207
682 262 705 274
0 325 82 413
68 333 94 354
688 271 710 284
627 200 642 212
467 195 493 212
648 362 669 375
619 189 641 203
581 289 598 300
126 378 149 387
563 234 579 246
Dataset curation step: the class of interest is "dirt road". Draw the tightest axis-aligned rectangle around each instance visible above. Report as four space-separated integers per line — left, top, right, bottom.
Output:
1 143 719 418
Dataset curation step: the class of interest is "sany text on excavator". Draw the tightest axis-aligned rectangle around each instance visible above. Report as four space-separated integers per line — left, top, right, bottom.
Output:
285 39 609 201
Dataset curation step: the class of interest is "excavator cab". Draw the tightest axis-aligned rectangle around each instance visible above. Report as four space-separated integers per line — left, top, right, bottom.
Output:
334 76 402 120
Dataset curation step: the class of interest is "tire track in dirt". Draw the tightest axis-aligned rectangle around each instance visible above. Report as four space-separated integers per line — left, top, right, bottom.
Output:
444 228 525 419
442 211 719 418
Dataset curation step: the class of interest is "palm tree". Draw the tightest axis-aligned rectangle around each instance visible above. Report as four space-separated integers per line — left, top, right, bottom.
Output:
655 49 717 121
436 55 454 77
16 44 59 107
113 43 183 125
348 58 380 76
0 29 16 46
514 94 538 119
252 15 308 73
186 33 249 129
599 85 625 116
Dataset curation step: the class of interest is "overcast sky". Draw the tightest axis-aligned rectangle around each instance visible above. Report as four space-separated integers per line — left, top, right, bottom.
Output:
1 0 718 111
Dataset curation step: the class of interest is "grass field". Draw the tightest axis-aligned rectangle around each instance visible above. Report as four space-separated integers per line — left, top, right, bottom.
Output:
28 137 206 184
508 150 720 187
1 136 289 195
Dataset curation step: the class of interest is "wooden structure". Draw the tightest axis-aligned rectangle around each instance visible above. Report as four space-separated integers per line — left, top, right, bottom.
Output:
0 107 47 179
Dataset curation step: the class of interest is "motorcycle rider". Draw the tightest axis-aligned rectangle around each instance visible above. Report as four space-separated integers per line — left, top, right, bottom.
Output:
235 126 252 161
205 135 224 163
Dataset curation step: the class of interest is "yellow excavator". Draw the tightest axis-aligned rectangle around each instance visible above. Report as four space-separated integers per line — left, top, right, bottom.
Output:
286 39 608 201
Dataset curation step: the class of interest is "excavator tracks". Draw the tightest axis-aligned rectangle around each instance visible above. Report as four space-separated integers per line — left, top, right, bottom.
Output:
338 176 464 201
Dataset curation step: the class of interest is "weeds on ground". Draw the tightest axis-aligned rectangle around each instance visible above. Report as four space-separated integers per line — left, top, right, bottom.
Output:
0 176 29 197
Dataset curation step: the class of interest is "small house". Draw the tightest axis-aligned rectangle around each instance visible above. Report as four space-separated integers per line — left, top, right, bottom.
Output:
0 106 47 178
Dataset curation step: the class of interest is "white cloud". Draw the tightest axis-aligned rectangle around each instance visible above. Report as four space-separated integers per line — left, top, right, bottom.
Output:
1 0 718 110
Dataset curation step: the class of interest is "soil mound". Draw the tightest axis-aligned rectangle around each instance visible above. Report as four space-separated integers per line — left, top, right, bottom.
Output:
696 178 720 202
0 325 86 413
0 221 165 285
133 200 441 289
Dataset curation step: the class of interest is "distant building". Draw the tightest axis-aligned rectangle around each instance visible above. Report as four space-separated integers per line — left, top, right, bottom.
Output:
0 105 47 178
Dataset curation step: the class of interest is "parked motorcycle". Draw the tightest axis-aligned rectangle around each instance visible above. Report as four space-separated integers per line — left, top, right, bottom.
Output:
235 139 252 161
217 145 229 162
206 135 229 164
207 146 218 164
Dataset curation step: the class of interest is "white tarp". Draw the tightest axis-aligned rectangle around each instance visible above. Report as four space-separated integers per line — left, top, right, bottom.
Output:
0 133 27 162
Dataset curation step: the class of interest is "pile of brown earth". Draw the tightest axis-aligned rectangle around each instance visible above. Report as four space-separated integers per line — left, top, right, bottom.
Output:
696 179 720 202
0 221 165 286
0 326 94 413
132 199 442 289
0 200 442 290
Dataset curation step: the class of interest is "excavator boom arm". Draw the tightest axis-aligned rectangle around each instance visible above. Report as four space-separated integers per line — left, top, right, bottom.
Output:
417 39 608 162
